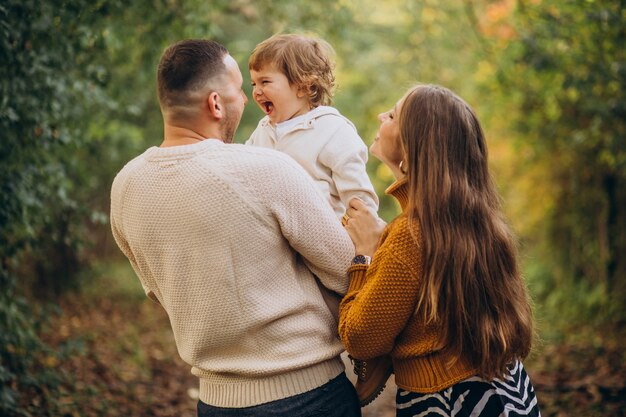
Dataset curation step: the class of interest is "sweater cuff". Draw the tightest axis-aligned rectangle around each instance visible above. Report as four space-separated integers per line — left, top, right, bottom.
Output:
347 264 368 292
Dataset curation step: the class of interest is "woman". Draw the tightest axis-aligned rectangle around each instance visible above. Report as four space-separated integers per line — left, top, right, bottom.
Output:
339 84 541 416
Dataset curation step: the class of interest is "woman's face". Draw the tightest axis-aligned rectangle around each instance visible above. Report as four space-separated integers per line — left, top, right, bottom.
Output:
370 98 405 170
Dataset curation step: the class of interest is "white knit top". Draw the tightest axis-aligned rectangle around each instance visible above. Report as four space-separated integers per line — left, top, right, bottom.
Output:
110 139 355 407
246 106 379 218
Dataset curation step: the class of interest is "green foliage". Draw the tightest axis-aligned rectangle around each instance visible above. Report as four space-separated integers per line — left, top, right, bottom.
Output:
0 290 69 415
0 0 114 291
0 0 119 413
496 0 626 317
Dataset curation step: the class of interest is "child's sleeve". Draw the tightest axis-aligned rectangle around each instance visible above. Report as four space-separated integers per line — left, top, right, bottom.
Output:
319 124 379 213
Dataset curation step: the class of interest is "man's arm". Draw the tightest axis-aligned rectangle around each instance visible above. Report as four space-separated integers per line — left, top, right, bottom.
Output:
110 173 160 304
263 153 355 295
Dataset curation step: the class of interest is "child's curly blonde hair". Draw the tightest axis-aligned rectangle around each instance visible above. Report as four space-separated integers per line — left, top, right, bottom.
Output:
249 34 336 107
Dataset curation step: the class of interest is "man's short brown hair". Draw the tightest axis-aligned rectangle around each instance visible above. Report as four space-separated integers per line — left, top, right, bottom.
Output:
157 40 228 112
249 34 335 107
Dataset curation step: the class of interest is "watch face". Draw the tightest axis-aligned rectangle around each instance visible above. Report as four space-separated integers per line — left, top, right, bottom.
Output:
352 255 370 265
353 255 365 264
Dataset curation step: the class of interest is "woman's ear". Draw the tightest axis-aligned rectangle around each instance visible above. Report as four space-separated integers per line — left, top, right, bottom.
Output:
399 160 408 174
207 92 223 120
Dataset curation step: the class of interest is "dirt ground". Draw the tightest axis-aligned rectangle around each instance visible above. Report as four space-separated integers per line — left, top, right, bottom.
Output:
38 285 626 417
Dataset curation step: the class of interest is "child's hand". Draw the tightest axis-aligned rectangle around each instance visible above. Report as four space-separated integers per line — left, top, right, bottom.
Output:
343 198 386 258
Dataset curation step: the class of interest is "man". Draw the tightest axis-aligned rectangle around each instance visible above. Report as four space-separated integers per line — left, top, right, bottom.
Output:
110 39 361 416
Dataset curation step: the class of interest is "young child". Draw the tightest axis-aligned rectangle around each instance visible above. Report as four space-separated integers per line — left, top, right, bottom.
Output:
246 33 378 219
246 33 378 336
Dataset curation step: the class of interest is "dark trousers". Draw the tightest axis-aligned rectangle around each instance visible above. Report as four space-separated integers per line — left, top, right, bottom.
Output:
197 372 361 417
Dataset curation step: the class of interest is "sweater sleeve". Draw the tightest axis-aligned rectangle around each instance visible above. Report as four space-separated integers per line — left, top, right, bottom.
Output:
318 124 379 212
260 154 355 295
338 226 422 359
110 172 160 304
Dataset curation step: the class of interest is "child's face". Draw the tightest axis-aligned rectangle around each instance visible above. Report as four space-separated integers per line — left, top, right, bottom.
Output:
250 65 311 125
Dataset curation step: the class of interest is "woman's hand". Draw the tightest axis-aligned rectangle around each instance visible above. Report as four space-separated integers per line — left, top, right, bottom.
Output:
343 198 387 258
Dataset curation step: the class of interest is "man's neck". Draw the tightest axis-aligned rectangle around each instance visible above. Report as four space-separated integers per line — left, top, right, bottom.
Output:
161 123 223 148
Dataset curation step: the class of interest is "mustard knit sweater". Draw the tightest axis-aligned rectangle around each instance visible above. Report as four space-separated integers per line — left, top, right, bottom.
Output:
339 178 478 393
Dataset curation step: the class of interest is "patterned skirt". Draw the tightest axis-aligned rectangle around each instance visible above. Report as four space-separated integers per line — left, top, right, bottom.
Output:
396 361 541 417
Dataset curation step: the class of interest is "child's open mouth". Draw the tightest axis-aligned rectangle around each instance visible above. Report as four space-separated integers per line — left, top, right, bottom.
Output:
262 101 274 115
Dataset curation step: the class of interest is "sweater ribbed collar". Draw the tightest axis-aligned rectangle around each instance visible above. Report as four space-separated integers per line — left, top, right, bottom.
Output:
146 138 222 161
385 177 409 212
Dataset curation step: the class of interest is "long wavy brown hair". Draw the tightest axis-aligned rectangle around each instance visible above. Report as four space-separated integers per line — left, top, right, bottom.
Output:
398 84 533 379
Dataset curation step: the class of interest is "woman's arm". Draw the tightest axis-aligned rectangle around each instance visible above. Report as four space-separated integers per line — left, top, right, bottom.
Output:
339 249 421 359
340 201 422 359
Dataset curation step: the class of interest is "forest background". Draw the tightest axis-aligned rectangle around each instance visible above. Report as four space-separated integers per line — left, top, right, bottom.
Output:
1 0 625 416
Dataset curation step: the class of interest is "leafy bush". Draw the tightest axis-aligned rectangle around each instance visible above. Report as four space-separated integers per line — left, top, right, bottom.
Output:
0 1 115 413
497 1 626 300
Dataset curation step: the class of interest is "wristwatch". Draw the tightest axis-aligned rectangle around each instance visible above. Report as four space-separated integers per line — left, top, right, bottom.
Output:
352 254 371 265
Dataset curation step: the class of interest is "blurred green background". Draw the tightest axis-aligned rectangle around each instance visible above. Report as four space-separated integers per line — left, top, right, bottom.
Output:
1 0 625 416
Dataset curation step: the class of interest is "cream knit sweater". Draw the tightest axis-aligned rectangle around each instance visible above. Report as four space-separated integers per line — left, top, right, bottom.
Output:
110 139 355 407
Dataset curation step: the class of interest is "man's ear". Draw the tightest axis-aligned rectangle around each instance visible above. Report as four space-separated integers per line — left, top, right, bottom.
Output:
207 92 223 120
